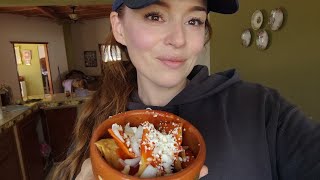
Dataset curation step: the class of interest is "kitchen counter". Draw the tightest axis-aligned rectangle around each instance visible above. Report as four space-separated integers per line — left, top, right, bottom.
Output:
0 103 38 133
31 91 94 103
0 92 94 132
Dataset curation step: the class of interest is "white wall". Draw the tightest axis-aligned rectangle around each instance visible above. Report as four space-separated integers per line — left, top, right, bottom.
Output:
0 14 69 100
70 18 110 76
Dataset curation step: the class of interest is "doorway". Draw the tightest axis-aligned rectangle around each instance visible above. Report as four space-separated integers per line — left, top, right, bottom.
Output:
12 42 53 100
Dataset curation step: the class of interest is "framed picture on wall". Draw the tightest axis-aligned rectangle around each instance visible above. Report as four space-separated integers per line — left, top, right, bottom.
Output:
22 49 32 65
84 51 97 67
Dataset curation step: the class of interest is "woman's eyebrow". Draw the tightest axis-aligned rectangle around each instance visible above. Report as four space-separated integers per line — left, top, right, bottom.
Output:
188 6 207 13
152 1 207 13
153 1 170 9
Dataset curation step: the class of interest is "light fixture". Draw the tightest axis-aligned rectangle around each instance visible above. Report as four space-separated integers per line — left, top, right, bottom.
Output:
68 6 78 21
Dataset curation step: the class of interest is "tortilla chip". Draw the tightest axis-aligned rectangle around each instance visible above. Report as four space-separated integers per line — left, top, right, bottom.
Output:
95 139 123 170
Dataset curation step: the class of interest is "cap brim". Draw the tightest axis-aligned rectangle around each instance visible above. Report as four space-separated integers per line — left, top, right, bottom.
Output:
123 0 158 9
118 0 239 14
208 0 239 14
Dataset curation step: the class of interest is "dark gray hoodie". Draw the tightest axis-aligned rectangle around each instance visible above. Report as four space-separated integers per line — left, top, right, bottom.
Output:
127 65 320 180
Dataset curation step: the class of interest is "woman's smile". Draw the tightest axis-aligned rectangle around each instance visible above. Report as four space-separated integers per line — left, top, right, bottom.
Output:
157 56 187 69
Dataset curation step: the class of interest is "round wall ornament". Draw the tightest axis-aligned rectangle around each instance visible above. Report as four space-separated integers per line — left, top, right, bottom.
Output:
269 8 284 31
256 30 269 50
241 29 252 47
251 10 264 30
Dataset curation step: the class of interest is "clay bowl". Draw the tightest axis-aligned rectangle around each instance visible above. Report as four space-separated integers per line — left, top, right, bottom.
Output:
90 109 206 180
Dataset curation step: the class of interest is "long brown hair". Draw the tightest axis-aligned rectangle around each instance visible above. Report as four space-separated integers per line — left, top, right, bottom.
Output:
53 5 212 179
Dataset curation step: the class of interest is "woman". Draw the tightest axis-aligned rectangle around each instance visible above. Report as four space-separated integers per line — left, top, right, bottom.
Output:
54 0 320 179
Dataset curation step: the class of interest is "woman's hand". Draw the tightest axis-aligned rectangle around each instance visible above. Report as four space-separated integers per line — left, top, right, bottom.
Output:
199 165 208 179
75 158 208 179
75 158 94 180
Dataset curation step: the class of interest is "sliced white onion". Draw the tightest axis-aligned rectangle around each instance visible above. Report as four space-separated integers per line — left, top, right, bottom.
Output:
124 157 141 167
112 124 124 142
118 158 125 167
124 123 134 136
129 135 140 156
132 127 138 133
135 125 143 139
140 165 158 178
121 164 130 175
124 123 140 156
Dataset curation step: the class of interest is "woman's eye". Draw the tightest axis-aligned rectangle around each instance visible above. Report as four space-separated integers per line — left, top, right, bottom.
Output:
144 12 164 22
187 18 205 26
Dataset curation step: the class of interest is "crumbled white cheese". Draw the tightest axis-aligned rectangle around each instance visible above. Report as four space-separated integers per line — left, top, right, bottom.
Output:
162 137 167 143
140 121 183 175
111 121 184 177
140 165 158 178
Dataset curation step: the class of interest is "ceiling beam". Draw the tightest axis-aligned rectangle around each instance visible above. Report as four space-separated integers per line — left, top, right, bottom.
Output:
35 6 58 20
0 7 38 13
78 12 109 17
0 5 112 21
0 0 113 7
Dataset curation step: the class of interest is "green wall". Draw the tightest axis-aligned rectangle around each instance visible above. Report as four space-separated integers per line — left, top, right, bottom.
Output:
210 0 320 121
16 44 44 96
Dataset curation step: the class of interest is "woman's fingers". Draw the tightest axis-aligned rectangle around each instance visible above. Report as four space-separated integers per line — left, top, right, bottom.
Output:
199 165 208 179
75 158 94 180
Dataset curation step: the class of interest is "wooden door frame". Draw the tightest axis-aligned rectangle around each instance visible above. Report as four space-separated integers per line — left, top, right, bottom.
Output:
43 44 54 94
11 41 54 97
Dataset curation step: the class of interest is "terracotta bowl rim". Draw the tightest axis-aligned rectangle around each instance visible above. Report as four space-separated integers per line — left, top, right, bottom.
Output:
90 109 206 180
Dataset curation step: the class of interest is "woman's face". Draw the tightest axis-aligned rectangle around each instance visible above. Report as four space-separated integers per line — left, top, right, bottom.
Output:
113 0 207 88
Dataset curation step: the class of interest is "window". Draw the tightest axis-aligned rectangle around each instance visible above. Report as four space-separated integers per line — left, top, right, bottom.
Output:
100 44 121 62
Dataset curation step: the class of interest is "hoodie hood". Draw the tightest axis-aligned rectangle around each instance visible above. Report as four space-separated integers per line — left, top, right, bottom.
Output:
127 65 241 113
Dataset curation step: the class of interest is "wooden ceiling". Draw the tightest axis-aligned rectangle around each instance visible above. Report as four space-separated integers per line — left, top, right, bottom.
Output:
0 5 112 22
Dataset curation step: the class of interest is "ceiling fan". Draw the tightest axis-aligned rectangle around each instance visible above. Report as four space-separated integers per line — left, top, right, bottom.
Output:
68 6 79 22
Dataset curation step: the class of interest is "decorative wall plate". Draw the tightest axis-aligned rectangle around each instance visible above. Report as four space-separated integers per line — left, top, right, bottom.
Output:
269 8 284 31
241 29 252 47
251 10 263 30
256 30 269 50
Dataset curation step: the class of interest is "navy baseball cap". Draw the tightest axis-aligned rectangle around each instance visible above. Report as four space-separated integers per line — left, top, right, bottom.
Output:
112 0 239 14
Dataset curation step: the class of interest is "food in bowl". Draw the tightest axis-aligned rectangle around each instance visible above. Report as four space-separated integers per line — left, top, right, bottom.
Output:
95 121 195 178
90 109 206 180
